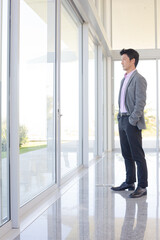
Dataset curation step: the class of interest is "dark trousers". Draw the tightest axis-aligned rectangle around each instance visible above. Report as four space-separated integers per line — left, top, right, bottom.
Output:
118 116 148 188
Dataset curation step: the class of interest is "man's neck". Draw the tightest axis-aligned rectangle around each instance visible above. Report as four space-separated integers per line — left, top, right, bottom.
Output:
126 67 136 74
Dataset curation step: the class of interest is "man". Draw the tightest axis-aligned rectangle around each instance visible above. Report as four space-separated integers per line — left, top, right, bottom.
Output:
111 48 148 198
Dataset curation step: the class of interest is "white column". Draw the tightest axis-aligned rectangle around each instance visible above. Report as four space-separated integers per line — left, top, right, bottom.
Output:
97 45 103 156
103 57 108 152
82 23 89 167
10 0 20 228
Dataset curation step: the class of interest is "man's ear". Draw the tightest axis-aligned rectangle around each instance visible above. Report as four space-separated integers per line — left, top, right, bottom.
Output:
131 58 135 65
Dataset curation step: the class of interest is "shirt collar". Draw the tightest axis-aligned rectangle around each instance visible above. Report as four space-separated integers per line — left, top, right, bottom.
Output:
125 69 136 78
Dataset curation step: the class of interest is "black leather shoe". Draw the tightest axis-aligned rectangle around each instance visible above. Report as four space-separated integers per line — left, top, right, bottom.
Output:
111 182 135 191
129 186 147 198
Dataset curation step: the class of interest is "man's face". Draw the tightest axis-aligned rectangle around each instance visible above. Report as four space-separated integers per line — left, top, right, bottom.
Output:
121 54 135 72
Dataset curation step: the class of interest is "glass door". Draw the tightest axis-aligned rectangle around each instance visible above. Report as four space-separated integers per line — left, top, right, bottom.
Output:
0 0 10 226
60 2 82 177
19 0 56 205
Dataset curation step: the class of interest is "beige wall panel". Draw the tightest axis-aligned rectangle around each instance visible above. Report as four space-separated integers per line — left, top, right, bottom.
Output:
112 0 155 49
157 0 160 48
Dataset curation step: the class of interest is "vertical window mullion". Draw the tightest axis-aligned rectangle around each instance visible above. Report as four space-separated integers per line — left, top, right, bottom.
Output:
95 44 98 156
79 24 83 167
56 0 61 186
10 0 20 228
97 45 103 157
82 23 89 167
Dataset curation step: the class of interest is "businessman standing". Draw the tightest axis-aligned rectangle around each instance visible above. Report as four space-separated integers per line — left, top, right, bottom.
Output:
111 48 148 198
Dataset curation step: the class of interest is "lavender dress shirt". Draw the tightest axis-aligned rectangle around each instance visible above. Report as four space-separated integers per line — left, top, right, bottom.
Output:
120 70 136 113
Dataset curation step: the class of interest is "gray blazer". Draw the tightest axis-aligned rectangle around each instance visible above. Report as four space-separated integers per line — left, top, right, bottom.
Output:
117 70 147 130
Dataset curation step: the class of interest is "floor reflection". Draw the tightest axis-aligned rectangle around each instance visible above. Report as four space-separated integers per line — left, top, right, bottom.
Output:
113 191 148 240
13 152 160 240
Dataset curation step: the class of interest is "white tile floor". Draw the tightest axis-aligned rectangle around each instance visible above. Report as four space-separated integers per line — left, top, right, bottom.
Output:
3 151 160 239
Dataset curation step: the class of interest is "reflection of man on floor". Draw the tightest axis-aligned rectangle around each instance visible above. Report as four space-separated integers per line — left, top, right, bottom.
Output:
120 194 148 240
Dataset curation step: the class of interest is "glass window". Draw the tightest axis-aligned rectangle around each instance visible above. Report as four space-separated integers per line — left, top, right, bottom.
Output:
112 0 155 49
114 60 157 150
114 61 124 149
137 60 157 149
0 0 10 226
19 0 56 205
88 37 97 161
61 3 82 177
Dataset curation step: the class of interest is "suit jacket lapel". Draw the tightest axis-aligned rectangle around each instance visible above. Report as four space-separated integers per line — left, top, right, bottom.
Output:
126 70 137 87
118 70 138 108
125 70 137 97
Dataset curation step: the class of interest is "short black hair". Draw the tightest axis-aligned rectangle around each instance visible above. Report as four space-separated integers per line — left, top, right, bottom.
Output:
120 48 139 67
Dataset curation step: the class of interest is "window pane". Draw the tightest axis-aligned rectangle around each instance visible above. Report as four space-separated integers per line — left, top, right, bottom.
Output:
61 4 82 177
114 60 157 150
19 0 56 205
112 0 155 49
137 61 156 149
0 0 10 226
88 37 97 161
114 61 124 149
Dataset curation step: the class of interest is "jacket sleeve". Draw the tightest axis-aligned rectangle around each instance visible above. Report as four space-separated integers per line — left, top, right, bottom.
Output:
129 75 147 126
117 78 125 120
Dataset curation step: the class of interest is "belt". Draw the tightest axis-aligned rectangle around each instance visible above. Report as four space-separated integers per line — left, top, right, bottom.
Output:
119 112 130 117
